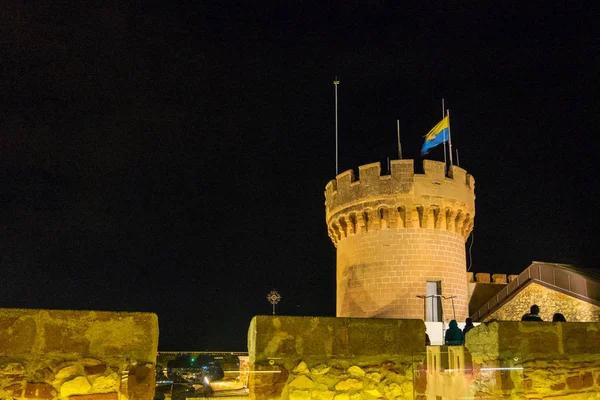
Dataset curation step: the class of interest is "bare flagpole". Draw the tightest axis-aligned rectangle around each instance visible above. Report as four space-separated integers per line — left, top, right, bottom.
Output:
447 109 453 166
334 77 340 175
397 119 402 159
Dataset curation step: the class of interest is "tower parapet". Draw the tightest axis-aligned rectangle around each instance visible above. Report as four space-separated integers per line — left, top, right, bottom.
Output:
325 160 475 246
325 159 475 321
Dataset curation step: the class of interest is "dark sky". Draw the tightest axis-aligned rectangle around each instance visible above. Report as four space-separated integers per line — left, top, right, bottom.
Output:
1 2 598 351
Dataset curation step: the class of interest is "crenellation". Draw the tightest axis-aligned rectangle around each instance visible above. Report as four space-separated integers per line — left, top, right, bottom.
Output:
325 160 475 226
423 159 446 181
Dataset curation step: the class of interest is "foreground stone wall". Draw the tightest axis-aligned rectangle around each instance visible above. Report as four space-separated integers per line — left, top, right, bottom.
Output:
249 316 600 399
484 282 600 322
463 321 600 399
247 315 426 400
0 308 158 400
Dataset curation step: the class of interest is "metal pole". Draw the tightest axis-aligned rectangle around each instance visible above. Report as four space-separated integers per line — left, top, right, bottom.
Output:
397 119 402 159
456 149 460 167
334 77 340 175
447 109 453 166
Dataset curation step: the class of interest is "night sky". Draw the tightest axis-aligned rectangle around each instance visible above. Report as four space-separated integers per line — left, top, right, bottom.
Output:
1 2 598 351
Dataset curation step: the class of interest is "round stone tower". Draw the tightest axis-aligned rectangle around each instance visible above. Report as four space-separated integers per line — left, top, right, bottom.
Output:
325 159 475 322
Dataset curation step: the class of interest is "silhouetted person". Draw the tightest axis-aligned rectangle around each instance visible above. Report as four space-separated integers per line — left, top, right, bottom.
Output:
521 304 543 321
445 320 464 345
463 318 475 336
552 313 566 322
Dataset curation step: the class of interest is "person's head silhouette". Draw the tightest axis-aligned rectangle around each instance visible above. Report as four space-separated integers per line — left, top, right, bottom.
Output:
552 313 566 322
530 304 540 315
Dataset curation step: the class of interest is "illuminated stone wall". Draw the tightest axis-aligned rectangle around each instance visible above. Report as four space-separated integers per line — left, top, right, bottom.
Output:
0 308 158 400
325 160 475 321
248 317 600 399
463 321 600 399
483 282 600 322
247 315 426 400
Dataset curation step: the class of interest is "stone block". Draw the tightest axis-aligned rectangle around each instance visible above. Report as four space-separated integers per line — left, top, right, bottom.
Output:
84 364 107 375
562 323 600 355
521 379 533 391
24 382 57 399
491 274 507 284
61 376 92 397
0 311 37 356
248 363 289 400
55 365 80 381
126 364 155 400
90 372 119 392
566 374 584 390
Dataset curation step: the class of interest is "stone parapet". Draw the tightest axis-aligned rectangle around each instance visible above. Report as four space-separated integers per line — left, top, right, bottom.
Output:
247 315 426 400
472 273 510 284
248 317 600 399
325 160 475 245
0 308 158 400
462 321 600 398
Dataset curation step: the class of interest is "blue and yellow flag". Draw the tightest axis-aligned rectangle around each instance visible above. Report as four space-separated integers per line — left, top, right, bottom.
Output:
421 115 450 155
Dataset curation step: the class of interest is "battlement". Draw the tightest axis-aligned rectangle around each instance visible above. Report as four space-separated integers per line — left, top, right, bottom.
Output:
325 159 476 245
467 272 519 285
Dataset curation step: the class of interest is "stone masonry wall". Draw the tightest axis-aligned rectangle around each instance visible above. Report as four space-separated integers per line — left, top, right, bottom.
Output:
248 316 600 399
0 308 158 400
484 282 600 322
463 321 600 399
337 228 468 320
247 315 427 400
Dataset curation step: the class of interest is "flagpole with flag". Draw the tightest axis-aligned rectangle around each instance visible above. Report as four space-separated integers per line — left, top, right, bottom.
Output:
420 115 450 156
442 99 447 167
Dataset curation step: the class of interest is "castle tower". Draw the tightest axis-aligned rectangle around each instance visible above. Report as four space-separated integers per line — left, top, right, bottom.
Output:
325 159 475 321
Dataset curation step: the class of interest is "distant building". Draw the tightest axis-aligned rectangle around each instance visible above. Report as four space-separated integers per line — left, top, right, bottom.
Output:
470 261 600 322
